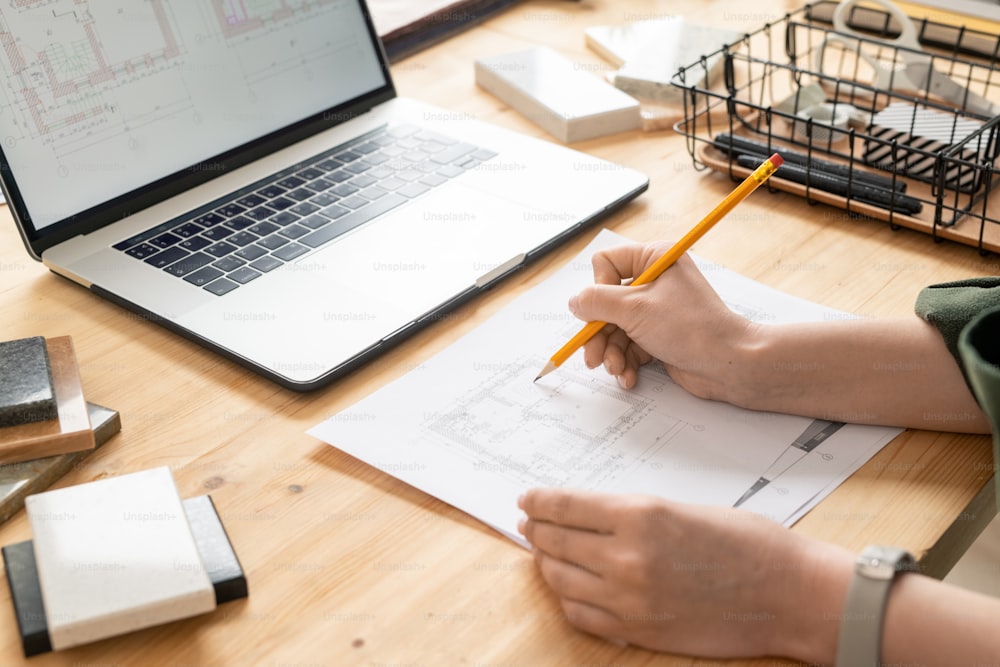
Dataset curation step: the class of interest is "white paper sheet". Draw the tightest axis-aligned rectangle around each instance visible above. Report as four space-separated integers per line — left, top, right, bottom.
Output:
309 229 902 545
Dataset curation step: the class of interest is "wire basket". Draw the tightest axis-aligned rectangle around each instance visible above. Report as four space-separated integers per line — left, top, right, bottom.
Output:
673 1 1000 254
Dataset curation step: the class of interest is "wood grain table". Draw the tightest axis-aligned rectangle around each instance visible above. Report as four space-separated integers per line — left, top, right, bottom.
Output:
0 1 995 665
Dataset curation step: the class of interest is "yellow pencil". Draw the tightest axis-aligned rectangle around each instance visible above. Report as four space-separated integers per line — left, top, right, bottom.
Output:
534 152 784 382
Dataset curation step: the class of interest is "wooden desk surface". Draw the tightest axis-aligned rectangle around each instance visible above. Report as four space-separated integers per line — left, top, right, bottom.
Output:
0 1 995 665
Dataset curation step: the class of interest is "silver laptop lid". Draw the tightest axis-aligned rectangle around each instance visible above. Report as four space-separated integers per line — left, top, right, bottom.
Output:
0 0 394 258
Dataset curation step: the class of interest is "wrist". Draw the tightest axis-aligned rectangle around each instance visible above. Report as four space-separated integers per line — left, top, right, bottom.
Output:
723 321 837 416
766 535 855 663
714 319 771 409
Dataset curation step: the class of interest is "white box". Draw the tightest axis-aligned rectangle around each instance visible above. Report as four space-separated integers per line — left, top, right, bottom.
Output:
474 46 641 143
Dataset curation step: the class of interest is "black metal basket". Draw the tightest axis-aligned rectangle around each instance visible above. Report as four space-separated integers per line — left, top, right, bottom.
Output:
673 1 1000 253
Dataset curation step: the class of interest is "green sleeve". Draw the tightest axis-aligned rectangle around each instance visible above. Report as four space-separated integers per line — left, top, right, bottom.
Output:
958 305 1000 512
917 279 1000 510
914 278 1000 364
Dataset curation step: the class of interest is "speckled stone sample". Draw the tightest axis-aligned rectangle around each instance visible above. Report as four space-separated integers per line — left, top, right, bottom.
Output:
0 337 56 428
0 337 94 464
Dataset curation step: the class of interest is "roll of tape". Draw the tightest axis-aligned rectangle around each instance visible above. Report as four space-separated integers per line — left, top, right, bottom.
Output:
794 102 851 143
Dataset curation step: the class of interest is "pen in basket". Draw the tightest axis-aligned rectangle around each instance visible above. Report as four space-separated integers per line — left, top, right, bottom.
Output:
712 133 906 192
732 154 923 216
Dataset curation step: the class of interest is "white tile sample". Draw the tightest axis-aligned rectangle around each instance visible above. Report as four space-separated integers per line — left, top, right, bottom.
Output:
475 46 640 143
25 466 215 649
586 19 739 102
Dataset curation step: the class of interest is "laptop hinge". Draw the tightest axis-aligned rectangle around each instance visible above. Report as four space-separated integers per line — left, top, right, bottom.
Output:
475 253 526 288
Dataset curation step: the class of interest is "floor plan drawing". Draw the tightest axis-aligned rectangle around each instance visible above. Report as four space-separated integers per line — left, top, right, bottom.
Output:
0 0 183 153
208 0 357 86
0 0 384 230
425 357 689 489
310 230 902 545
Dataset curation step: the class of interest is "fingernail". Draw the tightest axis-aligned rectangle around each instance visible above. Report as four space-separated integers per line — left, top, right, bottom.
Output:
517 518 527 535
567 296 579 315
617 375 629 389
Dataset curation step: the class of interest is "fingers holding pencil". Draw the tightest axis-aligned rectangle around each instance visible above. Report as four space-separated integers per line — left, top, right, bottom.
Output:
567 251 717 388
568 242 669 375
534 153 783 382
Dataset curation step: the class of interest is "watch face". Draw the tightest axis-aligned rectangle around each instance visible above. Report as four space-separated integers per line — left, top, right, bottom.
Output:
857 545 915 580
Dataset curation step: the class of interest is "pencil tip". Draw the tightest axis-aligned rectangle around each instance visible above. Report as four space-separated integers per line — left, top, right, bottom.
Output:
534 361 557 382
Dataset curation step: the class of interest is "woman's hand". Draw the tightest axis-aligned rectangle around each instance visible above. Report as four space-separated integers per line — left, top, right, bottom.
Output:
569 243 755 396
517 487 852 662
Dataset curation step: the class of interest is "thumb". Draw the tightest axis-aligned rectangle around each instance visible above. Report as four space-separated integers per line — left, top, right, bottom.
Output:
568 284 635 328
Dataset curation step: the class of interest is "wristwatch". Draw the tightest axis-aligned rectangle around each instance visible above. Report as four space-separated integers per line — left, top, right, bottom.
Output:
834 545 917 667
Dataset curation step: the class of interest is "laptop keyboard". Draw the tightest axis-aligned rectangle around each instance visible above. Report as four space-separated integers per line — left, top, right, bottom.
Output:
113 124 497 296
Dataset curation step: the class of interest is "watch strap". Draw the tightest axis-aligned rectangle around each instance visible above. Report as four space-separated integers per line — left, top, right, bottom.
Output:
835 545 915 667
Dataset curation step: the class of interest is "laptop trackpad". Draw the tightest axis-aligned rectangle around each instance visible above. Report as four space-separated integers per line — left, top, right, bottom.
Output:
298 183 569 310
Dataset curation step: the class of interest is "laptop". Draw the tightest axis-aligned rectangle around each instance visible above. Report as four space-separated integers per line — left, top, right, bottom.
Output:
0 1 647 391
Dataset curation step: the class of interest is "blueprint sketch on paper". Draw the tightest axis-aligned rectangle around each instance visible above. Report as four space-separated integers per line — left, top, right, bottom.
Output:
309 229 901 545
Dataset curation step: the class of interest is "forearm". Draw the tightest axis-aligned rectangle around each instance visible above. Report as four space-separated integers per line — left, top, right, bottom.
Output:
772 538 1000 665
880 572 1000 665
767 535 854 663
722 316 989 433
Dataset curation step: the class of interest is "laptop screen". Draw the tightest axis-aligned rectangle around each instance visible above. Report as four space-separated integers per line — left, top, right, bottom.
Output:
0 0 388 237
